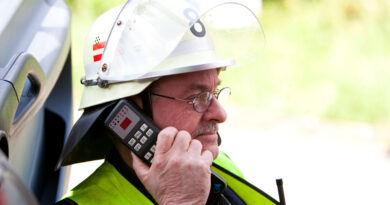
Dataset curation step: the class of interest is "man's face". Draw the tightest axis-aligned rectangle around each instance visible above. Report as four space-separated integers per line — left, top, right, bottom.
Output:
151 69 227 159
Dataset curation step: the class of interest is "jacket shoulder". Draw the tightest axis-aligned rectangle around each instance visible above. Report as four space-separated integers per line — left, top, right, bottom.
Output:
213 152 244 178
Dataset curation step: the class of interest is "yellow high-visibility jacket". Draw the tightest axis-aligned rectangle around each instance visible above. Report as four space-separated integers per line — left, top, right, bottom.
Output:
63 152 279 204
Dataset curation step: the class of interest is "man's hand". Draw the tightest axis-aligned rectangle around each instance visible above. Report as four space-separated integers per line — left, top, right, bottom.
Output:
132 127 213 205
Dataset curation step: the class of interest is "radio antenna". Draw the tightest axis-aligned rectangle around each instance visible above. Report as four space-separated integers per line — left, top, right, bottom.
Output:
276 178 286 205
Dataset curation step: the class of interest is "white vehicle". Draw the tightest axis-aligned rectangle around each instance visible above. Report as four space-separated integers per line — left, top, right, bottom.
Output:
0 0 71 204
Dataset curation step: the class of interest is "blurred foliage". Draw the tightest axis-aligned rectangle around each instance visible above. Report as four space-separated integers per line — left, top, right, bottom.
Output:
66 0 390 123
225 0 390 123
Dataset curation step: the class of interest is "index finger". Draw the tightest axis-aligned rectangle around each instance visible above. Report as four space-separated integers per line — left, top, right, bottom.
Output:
201 150 213 167
155 126 178 155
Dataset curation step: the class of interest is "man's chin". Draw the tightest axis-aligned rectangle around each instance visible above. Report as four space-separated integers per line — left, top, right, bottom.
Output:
194 133 219 159
202 145 219 160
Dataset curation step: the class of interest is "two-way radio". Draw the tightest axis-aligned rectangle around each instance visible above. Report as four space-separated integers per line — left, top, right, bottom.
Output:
104 99 227 204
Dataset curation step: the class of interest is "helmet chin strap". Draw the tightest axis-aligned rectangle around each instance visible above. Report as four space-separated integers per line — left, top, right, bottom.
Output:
217 132 222 146
140 87 154 119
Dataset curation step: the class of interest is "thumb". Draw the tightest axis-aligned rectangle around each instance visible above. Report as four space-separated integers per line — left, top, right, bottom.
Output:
131 152 150 180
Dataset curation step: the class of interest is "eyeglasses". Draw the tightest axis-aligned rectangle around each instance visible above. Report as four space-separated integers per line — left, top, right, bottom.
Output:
151 87 231 113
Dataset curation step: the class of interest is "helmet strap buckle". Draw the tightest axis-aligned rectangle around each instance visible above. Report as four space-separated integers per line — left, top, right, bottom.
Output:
80 76 108 88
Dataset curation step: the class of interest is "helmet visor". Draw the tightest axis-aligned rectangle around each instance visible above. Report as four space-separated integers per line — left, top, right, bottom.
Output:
98 0 265 84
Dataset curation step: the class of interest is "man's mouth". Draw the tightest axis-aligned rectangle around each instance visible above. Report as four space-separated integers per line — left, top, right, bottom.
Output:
192 123 219 138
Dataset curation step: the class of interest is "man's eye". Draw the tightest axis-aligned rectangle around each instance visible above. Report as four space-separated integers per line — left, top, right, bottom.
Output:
197 93 209 102
184 94 198 101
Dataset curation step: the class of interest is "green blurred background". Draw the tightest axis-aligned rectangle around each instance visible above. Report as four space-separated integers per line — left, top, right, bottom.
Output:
66 0 390 124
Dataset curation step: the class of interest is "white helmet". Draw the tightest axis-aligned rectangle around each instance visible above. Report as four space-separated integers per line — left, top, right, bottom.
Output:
57 0 264 167
79 0 265 109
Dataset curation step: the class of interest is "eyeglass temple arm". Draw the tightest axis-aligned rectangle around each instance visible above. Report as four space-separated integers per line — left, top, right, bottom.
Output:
150 93 193 104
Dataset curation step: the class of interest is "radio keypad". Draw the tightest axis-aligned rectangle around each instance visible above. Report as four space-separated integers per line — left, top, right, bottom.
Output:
125 122 157 164
134 131 142 139
146 129 153 137
134 143 142 151
144 152 152 160
150 145 156 153
128 138 136 146
140 136 148 144
140 123 148 132
106 100 159 166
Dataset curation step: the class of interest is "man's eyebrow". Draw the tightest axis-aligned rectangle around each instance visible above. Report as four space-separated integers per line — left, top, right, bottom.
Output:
188 80 221 91
188 84 209 91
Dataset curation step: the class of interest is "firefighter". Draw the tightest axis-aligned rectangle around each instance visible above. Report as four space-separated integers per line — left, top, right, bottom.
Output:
56 0 277 204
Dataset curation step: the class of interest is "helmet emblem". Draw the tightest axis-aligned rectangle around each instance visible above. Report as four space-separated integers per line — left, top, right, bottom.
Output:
93 36 106 62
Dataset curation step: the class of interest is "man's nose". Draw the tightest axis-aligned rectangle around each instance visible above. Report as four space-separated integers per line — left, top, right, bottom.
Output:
203 96 227 123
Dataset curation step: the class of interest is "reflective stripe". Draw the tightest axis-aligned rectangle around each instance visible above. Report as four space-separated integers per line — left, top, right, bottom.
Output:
213 152 244 178
212 165 279 205
213 153 279 205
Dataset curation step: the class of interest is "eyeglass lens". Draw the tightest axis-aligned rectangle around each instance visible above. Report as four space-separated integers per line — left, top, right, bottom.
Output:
194 88 230 112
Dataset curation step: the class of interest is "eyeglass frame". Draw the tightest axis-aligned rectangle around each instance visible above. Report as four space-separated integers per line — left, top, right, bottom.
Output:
150 87 231 113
